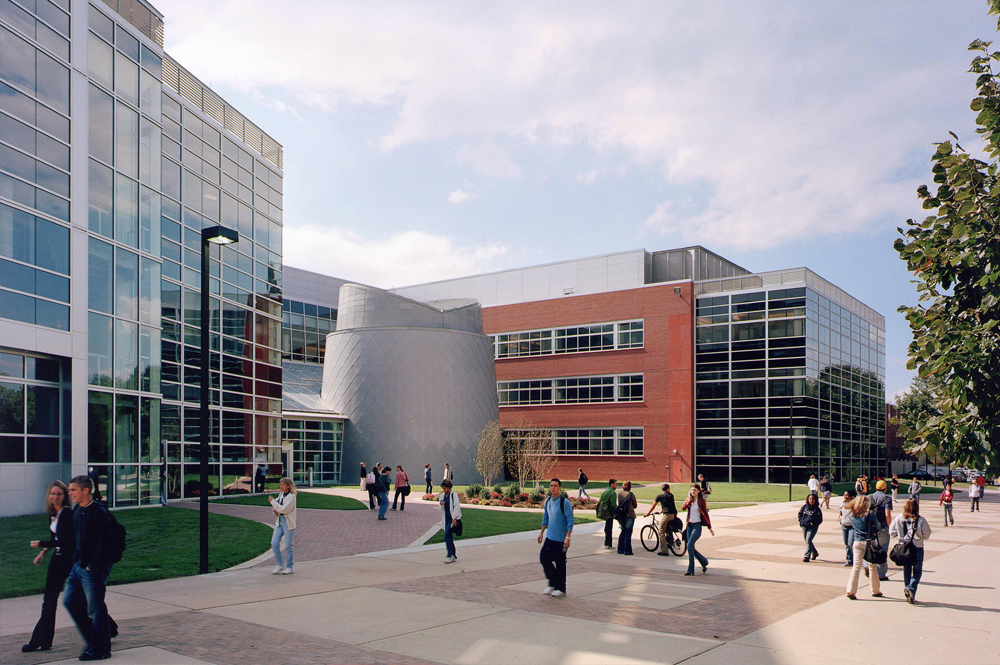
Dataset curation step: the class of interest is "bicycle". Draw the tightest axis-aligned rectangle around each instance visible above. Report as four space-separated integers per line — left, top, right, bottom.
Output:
640 513 687 556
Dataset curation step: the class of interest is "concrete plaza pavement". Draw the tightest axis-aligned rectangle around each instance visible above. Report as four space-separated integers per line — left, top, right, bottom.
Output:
3 491 999 665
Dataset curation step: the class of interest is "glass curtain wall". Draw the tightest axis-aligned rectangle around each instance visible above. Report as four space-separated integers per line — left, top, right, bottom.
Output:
281 299 336 363
694 287 886 484
280 419 343 485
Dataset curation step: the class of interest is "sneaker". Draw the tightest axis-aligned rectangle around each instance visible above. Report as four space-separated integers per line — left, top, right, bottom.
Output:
810 551 818 561
803 556 810 562
390 507 396 511
542 586 554 595
846 593 856 600
904 587 914 604
271 565 284 574
79 651 111 661
282 567 293 574
702 564 708 574
604 545 613 549
377 516 387 520
551 590 566 597
444 556 456 564
657 552 670 556
863 567 869 578
843 562 852 567
878 576 889 582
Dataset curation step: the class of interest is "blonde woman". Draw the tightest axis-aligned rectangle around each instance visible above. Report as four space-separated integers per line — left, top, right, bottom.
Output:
845 495 882 600
269 477 297 574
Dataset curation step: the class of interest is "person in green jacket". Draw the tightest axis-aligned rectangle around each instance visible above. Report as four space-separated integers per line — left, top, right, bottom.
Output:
599 479 618 549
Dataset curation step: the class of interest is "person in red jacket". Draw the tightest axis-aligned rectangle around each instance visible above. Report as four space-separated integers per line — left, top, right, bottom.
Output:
939 483 955 526
680 484 714 575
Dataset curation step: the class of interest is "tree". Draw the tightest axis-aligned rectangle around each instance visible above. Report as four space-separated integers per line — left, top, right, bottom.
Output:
503 420 554 489
474 419 504 487
894 374 946 432
894 15 1000 471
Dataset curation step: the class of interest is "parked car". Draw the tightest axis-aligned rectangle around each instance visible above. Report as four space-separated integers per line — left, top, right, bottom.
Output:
899 470 934 481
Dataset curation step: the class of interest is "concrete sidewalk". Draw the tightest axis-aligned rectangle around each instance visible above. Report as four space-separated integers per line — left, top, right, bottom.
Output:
3 496 998 665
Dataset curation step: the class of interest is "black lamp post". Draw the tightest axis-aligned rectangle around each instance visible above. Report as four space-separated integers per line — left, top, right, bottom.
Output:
787 396 804 501
200 225 238 574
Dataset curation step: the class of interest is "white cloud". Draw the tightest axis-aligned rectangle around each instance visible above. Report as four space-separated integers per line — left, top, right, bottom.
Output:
283 225 508 287
448 189 470 203
160 0 985 250
575 169 600 185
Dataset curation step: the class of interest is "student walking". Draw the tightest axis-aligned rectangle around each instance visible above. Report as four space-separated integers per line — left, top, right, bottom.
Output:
908 478 922 503
939 483 955 526
391 465 410 511
598 479 618 549
680 484 713 575
616 481 637 555
359 462 367 492
839 490 857 567
439 480 462 563
644 483 678 556
969 482 981 512
890 499 932 604
365 466 378 509
269 477 297 574
23 481 119 653
819 476 833 509
376 467 391 520
537 479 574 596
697 473 712 496
864 480 893 581
798 493 824 562
845 495 882 600
424 464 433 494
442 463 453 484
577 469 589 498
807 474 820 497
63 475 116 661
890 475 900 503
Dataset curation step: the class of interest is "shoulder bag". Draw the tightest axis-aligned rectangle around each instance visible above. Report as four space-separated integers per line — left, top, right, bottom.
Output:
613 493 632 523
862 515 887 565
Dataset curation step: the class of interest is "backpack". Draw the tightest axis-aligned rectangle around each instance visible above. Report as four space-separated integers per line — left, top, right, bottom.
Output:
613 492 632 523
596 490 614 520
365 471 376 486
102 506 127 564
889 518 920 566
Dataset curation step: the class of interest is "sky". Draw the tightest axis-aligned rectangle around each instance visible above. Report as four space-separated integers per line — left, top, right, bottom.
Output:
156 0 997 401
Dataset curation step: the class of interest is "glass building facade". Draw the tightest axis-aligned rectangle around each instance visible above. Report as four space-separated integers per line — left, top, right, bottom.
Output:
281 298 336 364
694 271 886 484
0 0 285 512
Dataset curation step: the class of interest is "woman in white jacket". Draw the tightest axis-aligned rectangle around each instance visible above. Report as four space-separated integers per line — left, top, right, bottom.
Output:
269 477 297 574
438 479 462 564
889 498 932 604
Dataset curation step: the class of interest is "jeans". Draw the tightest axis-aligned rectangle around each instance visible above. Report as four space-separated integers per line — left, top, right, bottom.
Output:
392 487 406 510
802 526 819 558
617 517 634 554
943 503 954 525
841 525 854 564
903 546 925 597
578 485 589 498
686 523 708 574
971 497 980 511
368 488 377 509
271 515 294 569
63 562 112 656
426 480 433 494
604 519 614 548
539 538 567 592
862 526 890 578
847 541 880 596
444 521 456 558
378 491 389 518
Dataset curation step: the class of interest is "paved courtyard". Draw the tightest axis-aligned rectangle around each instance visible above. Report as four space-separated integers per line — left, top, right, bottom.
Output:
2 490 998 665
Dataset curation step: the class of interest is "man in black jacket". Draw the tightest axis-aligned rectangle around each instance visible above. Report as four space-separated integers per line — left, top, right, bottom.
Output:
64 475 114 661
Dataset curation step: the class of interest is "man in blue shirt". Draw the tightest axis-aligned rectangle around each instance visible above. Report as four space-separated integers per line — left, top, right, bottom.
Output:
864 480 893 581
537 478 574 597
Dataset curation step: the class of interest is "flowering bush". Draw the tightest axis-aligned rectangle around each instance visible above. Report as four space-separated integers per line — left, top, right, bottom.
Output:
489 499 501 506
422 493 438 501
490 491 503 499
465 498 480 505
516 493 530 502
499 499 512 507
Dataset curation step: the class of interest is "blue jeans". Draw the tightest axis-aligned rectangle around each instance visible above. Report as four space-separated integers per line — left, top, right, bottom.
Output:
686 523 708 574
842 525 854 564
378 491 389 518
802 526 819 558
444 521 456 558
617 517 634 554
271 515 294 569
579 486 589 498
903 547 925 597
63 562 112 656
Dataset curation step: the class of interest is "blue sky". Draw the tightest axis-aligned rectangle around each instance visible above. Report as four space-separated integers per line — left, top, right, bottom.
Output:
157 0 995 400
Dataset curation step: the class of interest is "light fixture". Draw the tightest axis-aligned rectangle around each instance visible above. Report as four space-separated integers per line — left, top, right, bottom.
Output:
673 287 682 295
202 225 239 245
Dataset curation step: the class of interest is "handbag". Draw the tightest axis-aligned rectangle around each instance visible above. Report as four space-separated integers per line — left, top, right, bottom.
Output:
452 518 463 537
862 516 887 565
401 484 411 497
889 519 920 566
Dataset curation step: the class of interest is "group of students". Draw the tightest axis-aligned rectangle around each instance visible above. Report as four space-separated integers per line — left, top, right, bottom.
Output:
360 462 446 519
21 476 120 660
796 478 932 604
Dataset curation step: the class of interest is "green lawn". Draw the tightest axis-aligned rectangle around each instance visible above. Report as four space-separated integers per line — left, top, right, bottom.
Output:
213 493 367 510
425 506 598 544
1 506 272 599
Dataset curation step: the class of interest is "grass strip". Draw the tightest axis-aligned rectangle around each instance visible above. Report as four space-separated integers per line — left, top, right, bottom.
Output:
1 506 271 599
213 493 367 510
424 506 597 544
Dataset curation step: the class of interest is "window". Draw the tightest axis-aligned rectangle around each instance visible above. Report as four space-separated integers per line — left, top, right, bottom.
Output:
494 320 642 358
548 428 643 456
0 352 61 464
499 374 643 406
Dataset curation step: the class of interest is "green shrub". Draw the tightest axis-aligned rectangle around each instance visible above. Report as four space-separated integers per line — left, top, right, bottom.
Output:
504 484 521 500
492 483 505 496
466 483 484 498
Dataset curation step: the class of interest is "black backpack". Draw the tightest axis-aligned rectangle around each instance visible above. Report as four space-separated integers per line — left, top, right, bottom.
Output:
613 492 632 523
103 506 127 564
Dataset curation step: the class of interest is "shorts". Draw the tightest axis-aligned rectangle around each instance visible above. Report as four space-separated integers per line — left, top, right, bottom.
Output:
822 491 832 499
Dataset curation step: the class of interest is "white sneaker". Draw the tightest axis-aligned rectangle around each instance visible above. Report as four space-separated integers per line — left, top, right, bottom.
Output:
271 565 283 574
542 586 554 595
282 567 293 575
444 556 456 564
551 590 566 597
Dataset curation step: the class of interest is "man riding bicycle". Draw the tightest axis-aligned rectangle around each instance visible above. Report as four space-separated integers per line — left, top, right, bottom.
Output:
644 483 679 556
